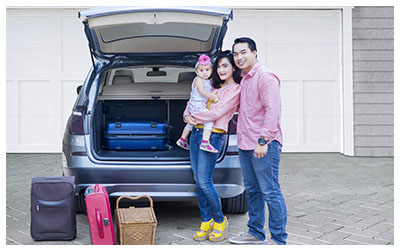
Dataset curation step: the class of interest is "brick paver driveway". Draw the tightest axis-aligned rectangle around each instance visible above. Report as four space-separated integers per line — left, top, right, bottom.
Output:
6 153 393 245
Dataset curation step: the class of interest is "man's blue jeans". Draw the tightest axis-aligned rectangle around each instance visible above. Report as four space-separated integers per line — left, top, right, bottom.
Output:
190 128 225 223
239 141 287 245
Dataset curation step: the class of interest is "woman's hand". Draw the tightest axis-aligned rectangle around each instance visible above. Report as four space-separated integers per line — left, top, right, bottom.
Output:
184 115 197 126
210 93 219 102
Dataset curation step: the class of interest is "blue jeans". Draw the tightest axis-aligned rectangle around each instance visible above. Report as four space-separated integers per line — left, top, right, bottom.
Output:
239 141 287 245
190 128 225 223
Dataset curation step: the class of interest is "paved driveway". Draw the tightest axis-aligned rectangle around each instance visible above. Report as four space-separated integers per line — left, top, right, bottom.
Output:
6 153 393 245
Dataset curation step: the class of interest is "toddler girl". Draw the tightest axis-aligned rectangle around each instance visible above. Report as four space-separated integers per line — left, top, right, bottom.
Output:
176 54 219 153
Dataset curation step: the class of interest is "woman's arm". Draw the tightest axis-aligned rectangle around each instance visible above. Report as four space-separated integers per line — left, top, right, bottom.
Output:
182 100 197 126
192 84 240 123
195 78 218 101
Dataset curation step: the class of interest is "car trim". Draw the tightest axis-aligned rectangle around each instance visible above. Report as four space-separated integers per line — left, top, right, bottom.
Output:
74 183 244 200
79 6 232 19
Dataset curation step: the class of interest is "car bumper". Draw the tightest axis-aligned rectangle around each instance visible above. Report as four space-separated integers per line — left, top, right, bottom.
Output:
62 154 244 200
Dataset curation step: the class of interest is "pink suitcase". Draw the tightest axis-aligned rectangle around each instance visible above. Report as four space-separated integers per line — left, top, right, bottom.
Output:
85 184 116 245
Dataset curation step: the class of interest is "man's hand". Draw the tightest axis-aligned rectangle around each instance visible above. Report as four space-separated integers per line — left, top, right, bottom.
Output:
184 115 197 126
254 144 268 158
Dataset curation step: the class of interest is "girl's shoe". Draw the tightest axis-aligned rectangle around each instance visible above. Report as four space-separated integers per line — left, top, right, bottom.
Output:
193 219 214 241
200 140 218 153
176 137 189 150
209 216 228 242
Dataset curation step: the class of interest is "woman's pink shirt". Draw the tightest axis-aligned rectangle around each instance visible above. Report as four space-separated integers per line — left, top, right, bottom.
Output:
183 83 241 133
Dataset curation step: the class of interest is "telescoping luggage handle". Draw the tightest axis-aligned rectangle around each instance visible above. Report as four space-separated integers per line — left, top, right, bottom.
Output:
94 184 102 193
116 195 153 210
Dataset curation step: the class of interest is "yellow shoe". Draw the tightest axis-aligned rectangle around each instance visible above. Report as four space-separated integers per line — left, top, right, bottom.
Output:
209 216 228 242
193 219 214 241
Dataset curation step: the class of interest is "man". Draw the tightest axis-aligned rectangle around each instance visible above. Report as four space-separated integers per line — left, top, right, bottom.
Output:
229 37 287 245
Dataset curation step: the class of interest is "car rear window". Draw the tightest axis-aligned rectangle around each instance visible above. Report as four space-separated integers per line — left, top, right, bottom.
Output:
99 23 214 43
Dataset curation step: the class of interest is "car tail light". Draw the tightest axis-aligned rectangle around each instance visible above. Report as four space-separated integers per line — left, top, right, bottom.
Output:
71 151 87 156
70 106 86 135
228 113 238 135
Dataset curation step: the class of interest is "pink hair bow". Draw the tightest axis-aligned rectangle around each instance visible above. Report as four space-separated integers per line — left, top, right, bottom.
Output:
198 54 211 66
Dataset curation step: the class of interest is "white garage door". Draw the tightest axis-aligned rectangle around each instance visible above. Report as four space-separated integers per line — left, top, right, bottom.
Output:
6 8 342 153
223 10 342 152
6 9 91 152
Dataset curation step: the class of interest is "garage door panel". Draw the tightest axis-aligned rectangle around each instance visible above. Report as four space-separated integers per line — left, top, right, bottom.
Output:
7 16 53 44
281 80 300 117
61 14 92 78
7 80 19 148
7 81 18 117
222 12 265 50
7 45 53 79
228 15 256 36
61 81 82 117
281 117 301 145
303 81 336 116
7 117 19 146
19 81 53 117
265 13 339 44
61 16 88 45
266 45 338 78
19 117 53 145
304 117 336 144
61 45 91 76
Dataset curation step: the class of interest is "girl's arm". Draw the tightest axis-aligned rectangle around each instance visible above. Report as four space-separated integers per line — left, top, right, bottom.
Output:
195 78 218 101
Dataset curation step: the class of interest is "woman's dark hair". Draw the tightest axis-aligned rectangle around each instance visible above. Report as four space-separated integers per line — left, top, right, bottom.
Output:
211 50 242 89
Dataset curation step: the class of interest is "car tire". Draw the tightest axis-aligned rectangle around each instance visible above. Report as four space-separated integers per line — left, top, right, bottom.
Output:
221 191 248 214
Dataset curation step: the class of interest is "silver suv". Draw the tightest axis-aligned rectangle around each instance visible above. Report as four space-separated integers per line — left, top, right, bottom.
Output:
62 7 247 214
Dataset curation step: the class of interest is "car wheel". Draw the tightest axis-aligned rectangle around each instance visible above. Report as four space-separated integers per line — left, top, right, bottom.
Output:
221 191 248 214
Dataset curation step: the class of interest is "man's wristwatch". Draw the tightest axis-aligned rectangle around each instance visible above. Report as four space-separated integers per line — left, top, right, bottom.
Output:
258 137 269 146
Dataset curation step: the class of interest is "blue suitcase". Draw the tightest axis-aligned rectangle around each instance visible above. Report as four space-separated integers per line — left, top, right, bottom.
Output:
104 119 169 150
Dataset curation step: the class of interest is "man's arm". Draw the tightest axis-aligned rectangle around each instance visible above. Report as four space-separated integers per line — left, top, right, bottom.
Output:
258 72 281 140
254 73 281 158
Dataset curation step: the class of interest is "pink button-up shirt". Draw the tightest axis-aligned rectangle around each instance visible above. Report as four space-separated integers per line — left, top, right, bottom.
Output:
183 83 241 133
237 61 283 150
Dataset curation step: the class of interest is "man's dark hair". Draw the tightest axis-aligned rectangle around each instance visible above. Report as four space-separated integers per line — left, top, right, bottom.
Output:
232 37 257 52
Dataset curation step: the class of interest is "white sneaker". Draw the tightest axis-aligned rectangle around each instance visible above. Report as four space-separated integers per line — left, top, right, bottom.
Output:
229 232 264 244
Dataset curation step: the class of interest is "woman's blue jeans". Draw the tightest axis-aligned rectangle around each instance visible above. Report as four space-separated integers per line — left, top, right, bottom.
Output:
190 128 225 223
238 141 287 245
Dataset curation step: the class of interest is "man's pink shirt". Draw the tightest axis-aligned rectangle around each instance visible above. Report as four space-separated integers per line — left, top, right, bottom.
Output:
237 61 283 150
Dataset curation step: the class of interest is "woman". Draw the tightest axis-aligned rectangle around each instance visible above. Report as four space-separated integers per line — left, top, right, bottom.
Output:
184 50 242 242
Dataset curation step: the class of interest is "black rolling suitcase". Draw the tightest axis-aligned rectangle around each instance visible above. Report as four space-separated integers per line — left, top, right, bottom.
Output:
30 176 76 241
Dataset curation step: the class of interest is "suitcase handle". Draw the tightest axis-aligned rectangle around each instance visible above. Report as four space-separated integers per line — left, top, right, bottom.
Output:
94 184 101 193
96 208 104 239
116 195 153 210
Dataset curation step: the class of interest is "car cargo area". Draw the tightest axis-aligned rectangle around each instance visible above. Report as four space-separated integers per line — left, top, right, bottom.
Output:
89 67 228 161
92 99 192 161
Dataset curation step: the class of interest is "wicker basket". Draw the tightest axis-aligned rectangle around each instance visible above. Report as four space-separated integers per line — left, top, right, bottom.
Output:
115 195 157 245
